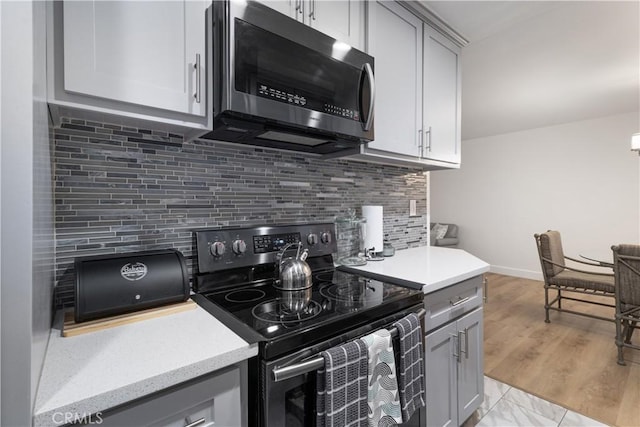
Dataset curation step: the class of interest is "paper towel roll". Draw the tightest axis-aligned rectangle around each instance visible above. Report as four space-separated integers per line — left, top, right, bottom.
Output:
362 205 383 253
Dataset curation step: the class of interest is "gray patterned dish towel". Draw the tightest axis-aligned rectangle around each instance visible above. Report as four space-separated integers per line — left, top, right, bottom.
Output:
361 329 402 427
393 313 426 422
316 340 369 427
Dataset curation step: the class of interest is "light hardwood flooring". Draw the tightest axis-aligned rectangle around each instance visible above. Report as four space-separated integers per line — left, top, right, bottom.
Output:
482 273 640 427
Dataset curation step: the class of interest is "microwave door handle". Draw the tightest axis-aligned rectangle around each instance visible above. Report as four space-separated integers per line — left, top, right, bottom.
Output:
361 63 375 132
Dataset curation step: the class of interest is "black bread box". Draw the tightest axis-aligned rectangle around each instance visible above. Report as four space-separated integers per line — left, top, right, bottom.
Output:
74 249 189 323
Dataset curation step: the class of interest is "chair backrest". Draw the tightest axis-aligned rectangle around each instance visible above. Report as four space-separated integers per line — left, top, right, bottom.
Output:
612 244 640 308
536 231 566 277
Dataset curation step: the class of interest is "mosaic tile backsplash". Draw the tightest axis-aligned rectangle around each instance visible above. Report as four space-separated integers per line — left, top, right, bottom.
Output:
53 119 428 308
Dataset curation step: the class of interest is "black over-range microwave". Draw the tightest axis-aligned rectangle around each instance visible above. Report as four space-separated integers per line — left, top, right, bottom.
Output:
201 0 375 155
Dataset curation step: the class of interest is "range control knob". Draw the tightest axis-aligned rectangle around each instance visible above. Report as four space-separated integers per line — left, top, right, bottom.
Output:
210 241 226 257
321 232 332 244
232 239 247 255
307 233 319 245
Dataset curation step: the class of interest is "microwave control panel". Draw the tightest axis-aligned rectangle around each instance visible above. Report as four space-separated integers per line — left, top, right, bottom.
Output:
257 82 359 121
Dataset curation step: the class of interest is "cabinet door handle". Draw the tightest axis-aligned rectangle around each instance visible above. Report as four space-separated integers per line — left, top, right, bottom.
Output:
295 0 301 13
425 126 432 152
184 417 206 427
450 296 470 307
418 129 424 157
458 328 469 359
483 276 488 303
194 54 201 104
462 327 469 359
311 0 316 20
450 332 460 362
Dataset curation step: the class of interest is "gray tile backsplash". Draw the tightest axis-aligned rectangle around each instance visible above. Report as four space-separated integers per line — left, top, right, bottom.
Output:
53 119 428 308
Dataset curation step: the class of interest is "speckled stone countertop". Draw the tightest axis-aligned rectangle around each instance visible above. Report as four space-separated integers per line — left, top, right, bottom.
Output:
33 304 258 427
339 246 490 293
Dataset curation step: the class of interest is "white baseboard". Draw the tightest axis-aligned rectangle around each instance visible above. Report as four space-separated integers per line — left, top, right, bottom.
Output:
489 265 542 281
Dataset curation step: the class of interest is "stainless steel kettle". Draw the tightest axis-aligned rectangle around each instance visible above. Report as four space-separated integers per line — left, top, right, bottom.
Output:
275 242 312 291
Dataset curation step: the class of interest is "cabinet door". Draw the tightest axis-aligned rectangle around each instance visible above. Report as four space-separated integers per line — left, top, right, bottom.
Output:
425 322 458 427
253 0 296 18
457 307 484 424
366 1 423 157
308 0 363 49
63 1 207 116
423 24 461 163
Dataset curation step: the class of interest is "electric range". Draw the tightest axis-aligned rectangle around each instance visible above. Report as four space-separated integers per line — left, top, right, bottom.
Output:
191 223 424 426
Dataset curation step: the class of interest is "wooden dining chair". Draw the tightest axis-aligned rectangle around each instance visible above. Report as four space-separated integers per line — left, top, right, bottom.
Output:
612 244 640 365
534 231 615 323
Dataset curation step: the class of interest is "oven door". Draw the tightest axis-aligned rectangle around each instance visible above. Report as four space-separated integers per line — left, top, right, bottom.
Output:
214 0 375 142
260 304 425 427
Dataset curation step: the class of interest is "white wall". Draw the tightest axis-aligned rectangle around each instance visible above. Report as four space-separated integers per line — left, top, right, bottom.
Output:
430 112 640 279
32 0 54 411
1 2 34 423
1 1 52 425
0 1 3 422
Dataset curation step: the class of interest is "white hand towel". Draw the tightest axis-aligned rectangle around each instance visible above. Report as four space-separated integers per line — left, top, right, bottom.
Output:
361 329 402 427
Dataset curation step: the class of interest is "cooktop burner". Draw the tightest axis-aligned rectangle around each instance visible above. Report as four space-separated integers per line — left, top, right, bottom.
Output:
252 299 322 324
225 288 266 304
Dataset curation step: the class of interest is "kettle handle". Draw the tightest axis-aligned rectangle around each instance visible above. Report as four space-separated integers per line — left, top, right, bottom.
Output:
277 242 302 270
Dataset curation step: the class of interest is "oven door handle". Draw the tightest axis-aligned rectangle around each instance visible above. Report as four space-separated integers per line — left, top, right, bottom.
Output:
272 308 425 382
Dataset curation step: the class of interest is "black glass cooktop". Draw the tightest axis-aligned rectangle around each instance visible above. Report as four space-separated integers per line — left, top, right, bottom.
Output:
195 269 423 359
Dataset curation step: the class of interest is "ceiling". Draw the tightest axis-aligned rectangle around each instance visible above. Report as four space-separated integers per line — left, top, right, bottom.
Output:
423 1 640 140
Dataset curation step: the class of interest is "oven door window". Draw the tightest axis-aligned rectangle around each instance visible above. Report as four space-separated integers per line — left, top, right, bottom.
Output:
284 376 317 427
234 19 365 124
264 368 319 427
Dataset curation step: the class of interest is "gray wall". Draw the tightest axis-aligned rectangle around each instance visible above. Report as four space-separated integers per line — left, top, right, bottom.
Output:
53 120 428 307
1 1 53 425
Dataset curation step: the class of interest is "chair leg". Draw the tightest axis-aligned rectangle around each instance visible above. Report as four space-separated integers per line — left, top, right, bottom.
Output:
544 285 551 323
625 319 637 344
616 316 626 366
557 289 562 309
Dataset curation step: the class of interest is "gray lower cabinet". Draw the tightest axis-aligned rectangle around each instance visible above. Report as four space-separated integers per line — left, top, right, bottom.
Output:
94 363 246 427
424 277 484 427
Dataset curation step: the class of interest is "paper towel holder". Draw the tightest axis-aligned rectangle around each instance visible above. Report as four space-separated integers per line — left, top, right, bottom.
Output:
361 205 385 261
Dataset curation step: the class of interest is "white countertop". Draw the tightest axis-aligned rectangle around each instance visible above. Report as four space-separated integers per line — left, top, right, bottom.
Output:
33 303 258 427
339 246 490 293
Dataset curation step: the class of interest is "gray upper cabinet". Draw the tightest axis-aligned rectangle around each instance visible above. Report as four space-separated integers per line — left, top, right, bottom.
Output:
63 1 206 116
423 25 461 164
366 1 423 157
47 1 212 140
344 1 463 170
255 0 364 50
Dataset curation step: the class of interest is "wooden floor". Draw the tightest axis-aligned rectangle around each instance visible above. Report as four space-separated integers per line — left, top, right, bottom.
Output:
483 273 640 427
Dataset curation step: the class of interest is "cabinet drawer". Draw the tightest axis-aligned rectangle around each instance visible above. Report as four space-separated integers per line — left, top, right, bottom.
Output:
423 276 483 332
96 365 243 427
